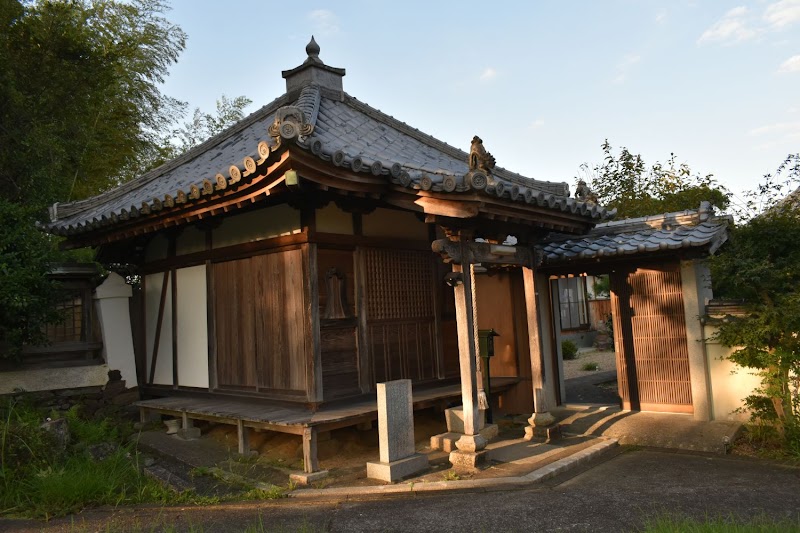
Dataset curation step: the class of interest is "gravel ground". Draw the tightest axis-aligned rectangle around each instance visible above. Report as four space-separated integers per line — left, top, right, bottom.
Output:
562 349 616 379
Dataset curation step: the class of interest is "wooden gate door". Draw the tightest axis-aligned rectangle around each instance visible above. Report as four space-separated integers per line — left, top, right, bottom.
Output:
610 265 693 413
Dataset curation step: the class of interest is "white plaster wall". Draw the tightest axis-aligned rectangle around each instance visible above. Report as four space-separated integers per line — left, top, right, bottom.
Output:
177 226 206 256
176 265 209 388
316 203 353 234
704 324 761 421
145 234 169 262
145 272 173 386
213 204 301 248
362 208 428 240
94 273 137 386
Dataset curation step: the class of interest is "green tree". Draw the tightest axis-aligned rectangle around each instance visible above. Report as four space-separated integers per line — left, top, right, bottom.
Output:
0 201 64 359
0 1 252 358
710 153 800 454
585 140 730 219
0 0 187 205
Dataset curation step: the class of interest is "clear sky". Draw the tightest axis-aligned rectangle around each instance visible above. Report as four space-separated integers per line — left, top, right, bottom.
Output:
159 1 800 208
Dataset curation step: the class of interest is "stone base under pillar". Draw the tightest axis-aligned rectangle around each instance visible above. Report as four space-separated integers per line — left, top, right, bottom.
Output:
448 449 488 472
289 470 329 486
430 424 499 452
366 453 429 482
524 423 562 441
176 427 201 440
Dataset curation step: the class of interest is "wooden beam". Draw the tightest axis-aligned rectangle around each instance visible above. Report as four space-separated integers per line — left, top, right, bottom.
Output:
432 238 536 268
205 227 217 392
452 259 480 436
354 248 371 393
304 243 323 403
148 270 170 385
522 266 549 413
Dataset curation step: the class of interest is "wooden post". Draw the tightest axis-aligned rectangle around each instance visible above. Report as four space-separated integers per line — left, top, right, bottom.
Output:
236 419 250 455
452 261 481 438
302 427 319 473
523 266 556 438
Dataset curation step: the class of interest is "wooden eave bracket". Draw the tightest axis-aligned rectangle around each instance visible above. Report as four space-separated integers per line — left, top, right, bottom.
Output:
432 237 539 268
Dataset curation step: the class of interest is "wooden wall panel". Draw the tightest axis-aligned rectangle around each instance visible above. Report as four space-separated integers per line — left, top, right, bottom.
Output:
212 250 307 394
475 273 519 378
254 250 307 392
317 249 356 318
213 260 256 389
321 326 360 399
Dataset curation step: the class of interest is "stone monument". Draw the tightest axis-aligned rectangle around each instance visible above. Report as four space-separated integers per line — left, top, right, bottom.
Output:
366 380 429 482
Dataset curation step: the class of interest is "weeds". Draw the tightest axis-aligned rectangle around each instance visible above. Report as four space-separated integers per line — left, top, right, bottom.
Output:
581 362 599 371
0 396 209 519
442 470 460 481
643 513 800 532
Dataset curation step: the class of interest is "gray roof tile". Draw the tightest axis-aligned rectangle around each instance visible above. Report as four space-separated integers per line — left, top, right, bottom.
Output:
46 80 613 235
538 205 731 265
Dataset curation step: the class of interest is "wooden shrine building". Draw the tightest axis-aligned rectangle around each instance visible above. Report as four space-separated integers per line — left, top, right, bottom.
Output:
46 39 736 475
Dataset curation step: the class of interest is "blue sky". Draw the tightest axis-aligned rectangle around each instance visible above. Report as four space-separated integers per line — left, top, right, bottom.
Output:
160 1 800 208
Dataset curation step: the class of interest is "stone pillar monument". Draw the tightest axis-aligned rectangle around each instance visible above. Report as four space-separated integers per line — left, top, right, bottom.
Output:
366 379 428 482
94 272 137 386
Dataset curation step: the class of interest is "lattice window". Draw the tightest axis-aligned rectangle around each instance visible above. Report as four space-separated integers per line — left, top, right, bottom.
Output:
44 290 86 343
363 249 434 320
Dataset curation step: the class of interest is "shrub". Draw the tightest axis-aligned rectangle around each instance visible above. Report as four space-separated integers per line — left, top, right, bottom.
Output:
581 362 599 371
562 340 579 360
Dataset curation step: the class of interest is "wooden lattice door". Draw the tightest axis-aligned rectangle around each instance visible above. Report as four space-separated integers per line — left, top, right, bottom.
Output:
610 265 693 413
361 248 439 385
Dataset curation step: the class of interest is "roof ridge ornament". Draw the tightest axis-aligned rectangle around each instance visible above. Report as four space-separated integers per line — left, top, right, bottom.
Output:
305 36 321 63
574 179 598 205
465 136 495 191
268 106 315 144
468 136 496 174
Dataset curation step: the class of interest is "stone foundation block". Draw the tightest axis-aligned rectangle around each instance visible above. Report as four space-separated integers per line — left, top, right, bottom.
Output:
444 407 486 433
176 427 201 440
448 449 488 472
289 470 329 486
431 424 499 452
524 424 562 442
366 453 429 482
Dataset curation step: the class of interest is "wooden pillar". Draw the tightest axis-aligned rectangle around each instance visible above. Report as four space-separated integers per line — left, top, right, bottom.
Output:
302 427 320 473
452 262 482 438
236 419 250 455
523 266 556 438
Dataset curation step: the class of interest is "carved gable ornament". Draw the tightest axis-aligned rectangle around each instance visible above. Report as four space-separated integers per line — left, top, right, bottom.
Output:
268 106 314 144
465 136 496 191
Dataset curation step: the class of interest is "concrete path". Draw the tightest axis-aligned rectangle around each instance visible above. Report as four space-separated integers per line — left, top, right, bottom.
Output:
553 405 742 454
564 369 619 404
9 448 799 532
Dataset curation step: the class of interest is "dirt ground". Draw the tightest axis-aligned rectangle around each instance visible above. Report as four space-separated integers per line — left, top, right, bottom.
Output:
183 407 465 490
562 349 616 379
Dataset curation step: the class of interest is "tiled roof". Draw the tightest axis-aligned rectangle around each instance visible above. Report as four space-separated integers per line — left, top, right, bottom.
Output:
44 41 614 237
538 202 730 265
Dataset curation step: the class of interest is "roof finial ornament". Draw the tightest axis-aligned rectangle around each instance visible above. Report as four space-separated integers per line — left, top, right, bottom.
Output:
306 36 321 62
468 136 496 174
574 179 598 205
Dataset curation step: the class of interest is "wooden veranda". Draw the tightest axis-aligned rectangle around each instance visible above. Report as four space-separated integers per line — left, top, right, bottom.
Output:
136 378 518 473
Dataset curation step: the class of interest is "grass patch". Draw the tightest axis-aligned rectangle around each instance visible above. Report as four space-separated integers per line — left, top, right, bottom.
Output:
643 514 800 532
0 397 210 519
581 362 599 371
